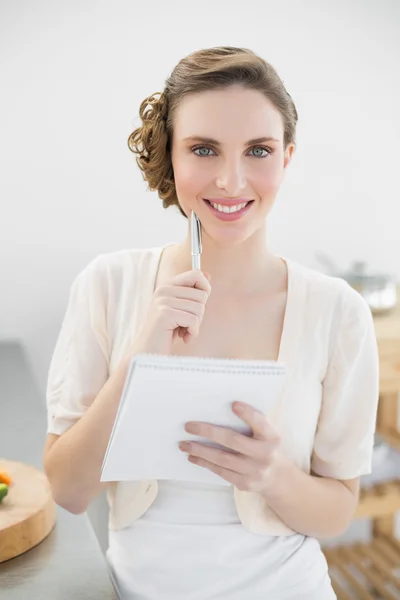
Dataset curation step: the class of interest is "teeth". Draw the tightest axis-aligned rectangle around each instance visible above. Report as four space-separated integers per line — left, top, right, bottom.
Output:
209 201 249 213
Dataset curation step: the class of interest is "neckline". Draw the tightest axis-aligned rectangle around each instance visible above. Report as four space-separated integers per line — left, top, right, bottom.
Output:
276 255 293 366
149 244 296 367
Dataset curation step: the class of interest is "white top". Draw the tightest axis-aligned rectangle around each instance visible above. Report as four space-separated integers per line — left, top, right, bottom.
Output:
108 478 339 599
46 245 379 539
106 479 336 599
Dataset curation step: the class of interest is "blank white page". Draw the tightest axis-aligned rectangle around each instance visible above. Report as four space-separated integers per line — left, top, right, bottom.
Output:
101 354 287 486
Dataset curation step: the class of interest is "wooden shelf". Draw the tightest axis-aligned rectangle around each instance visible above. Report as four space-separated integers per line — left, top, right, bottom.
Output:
378 361 400 394
355 481 400 520
324 534 400 599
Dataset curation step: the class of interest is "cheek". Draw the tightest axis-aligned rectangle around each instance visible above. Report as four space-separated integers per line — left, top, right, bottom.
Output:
173 159 209 199
254 162 283 198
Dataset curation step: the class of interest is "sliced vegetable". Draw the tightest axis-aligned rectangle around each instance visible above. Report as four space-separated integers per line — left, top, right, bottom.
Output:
0 471 12 486
0 483 8 502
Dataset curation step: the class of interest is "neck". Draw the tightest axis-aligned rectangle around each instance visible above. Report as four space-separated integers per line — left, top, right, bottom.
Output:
171 223 280 295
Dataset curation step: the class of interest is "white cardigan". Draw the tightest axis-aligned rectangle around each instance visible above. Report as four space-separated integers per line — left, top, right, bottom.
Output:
46 245 379 535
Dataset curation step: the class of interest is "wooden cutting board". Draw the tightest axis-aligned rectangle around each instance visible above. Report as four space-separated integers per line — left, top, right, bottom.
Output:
0 459 56 563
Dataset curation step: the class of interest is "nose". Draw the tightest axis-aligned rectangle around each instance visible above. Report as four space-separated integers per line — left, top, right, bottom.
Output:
215 157 247 197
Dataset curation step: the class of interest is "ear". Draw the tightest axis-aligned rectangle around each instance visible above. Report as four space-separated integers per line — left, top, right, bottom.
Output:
283 143 296 170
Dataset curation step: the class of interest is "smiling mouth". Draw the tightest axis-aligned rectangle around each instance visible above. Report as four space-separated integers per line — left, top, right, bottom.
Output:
204 199 254 214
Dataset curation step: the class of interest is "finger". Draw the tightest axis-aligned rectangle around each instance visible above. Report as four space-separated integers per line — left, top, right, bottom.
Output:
232 402 278 442
172 270 211 294
159 284 209 304
187 455 245 488
162 306 199 337
163 297 205 318
179 441 252 475
183 329 194 344
185 421 264 458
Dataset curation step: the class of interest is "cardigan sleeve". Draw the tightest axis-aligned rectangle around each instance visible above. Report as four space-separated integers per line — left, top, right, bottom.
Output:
311 283 380 479
46 256 110 435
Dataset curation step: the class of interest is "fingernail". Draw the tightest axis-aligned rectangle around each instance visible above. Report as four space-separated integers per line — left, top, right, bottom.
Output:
179 442 191 452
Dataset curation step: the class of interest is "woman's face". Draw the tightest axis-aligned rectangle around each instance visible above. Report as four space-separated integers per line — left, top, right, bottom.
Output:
171 85 295 245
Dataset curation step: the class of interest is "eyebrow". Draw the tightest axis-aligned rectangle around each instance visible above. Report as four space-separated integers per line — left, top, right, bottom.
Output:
182 135 281 145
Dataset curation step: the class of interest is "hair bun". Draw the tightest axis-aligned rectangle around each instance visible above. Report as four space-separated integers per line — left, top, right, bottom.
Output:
139 92 168 124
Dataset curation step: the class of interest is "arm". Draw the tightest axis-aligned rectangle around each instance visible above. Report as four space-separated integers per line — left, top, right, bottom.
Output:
44 257 124 514
261 457 360 538
44 354 130 514
264 285 378 538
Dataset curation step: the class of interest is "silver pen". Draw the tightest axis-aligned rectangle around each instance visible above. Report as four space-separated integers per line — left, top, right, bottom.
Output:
190 210 202 270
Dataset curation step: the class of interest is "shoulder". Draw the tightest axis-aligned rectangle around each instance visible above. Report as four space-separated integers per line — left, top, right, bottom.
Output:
286 257 374 364
287 256 371 320
289 257 375 360
75 246 164 291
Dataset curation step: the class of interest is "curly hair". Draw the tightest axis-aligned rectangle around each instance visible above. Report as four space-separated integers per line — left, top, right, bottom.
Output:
127 46 298 218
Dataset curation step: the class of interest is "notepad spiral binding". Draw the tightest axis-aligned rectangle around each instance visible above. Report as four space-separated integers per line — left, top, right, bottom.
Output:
132 353 286 377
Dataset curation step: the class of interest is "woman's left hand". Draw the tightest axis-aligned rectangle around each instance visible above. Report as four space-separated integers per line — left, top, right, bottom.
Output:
179 401 284 493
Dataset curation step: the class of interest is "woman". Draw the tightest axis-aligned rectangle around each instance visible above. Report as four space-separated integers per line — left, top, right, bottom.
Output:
44 46 379 599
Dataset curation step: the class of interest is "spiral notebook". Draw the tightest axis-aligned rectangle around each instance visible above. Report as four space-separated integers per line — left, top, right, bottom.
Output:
101 353 287 486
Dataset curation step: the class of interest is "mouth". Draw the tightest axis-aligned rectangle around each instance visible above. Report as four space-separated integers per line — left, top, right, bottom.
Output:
203 199 254 221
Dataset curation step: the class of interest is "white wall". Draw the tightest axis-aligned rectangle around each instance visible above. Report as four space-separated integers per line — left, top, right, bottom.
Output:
1 0 399 391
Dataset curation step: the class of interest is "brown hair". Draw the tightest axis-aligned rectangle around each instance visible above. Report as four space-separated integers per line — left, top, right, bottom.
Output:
127 46 298 217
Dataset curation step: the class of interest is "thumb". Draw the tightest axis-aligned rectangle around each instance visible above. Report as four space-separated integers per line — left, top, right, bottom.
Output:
202 271 211 282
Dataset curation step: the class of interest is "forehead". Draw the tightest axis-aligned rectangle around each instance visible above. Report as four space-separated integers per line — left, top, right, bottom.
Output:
172 86 284 142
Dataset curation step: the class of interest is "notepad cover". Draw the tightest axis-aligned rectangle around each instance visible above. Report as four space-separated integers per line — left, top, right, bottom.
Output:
101 354 287 486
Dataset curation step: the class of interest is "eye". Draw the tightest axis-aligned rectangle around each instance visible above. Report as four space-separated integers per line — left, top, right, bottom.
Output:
192 145 216 157
248 146 272 158
191 145 272 158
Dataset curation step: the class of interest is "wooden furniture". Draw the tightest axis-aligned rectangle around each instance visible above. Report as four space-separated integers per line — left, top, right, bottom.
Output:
324 292 400 599
0 459 56 563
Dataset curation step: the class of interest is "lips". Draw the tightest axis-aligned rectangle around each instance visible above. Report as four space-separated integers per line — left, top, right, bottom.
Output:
204 198 254 206
203 198 254 221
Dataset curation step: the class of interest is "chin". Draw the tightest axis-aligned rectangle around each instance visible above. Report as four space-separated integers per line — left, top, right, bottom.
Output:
205 222 258 249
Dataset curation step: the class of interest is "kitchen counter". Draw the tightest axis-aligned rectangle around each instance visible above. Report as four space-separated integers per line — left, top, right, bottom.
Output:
0 342 119 599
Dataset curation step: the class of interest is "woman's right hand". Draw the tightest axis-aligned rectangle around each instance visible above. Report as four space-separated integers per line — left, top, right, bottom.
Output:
132 270 212 356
